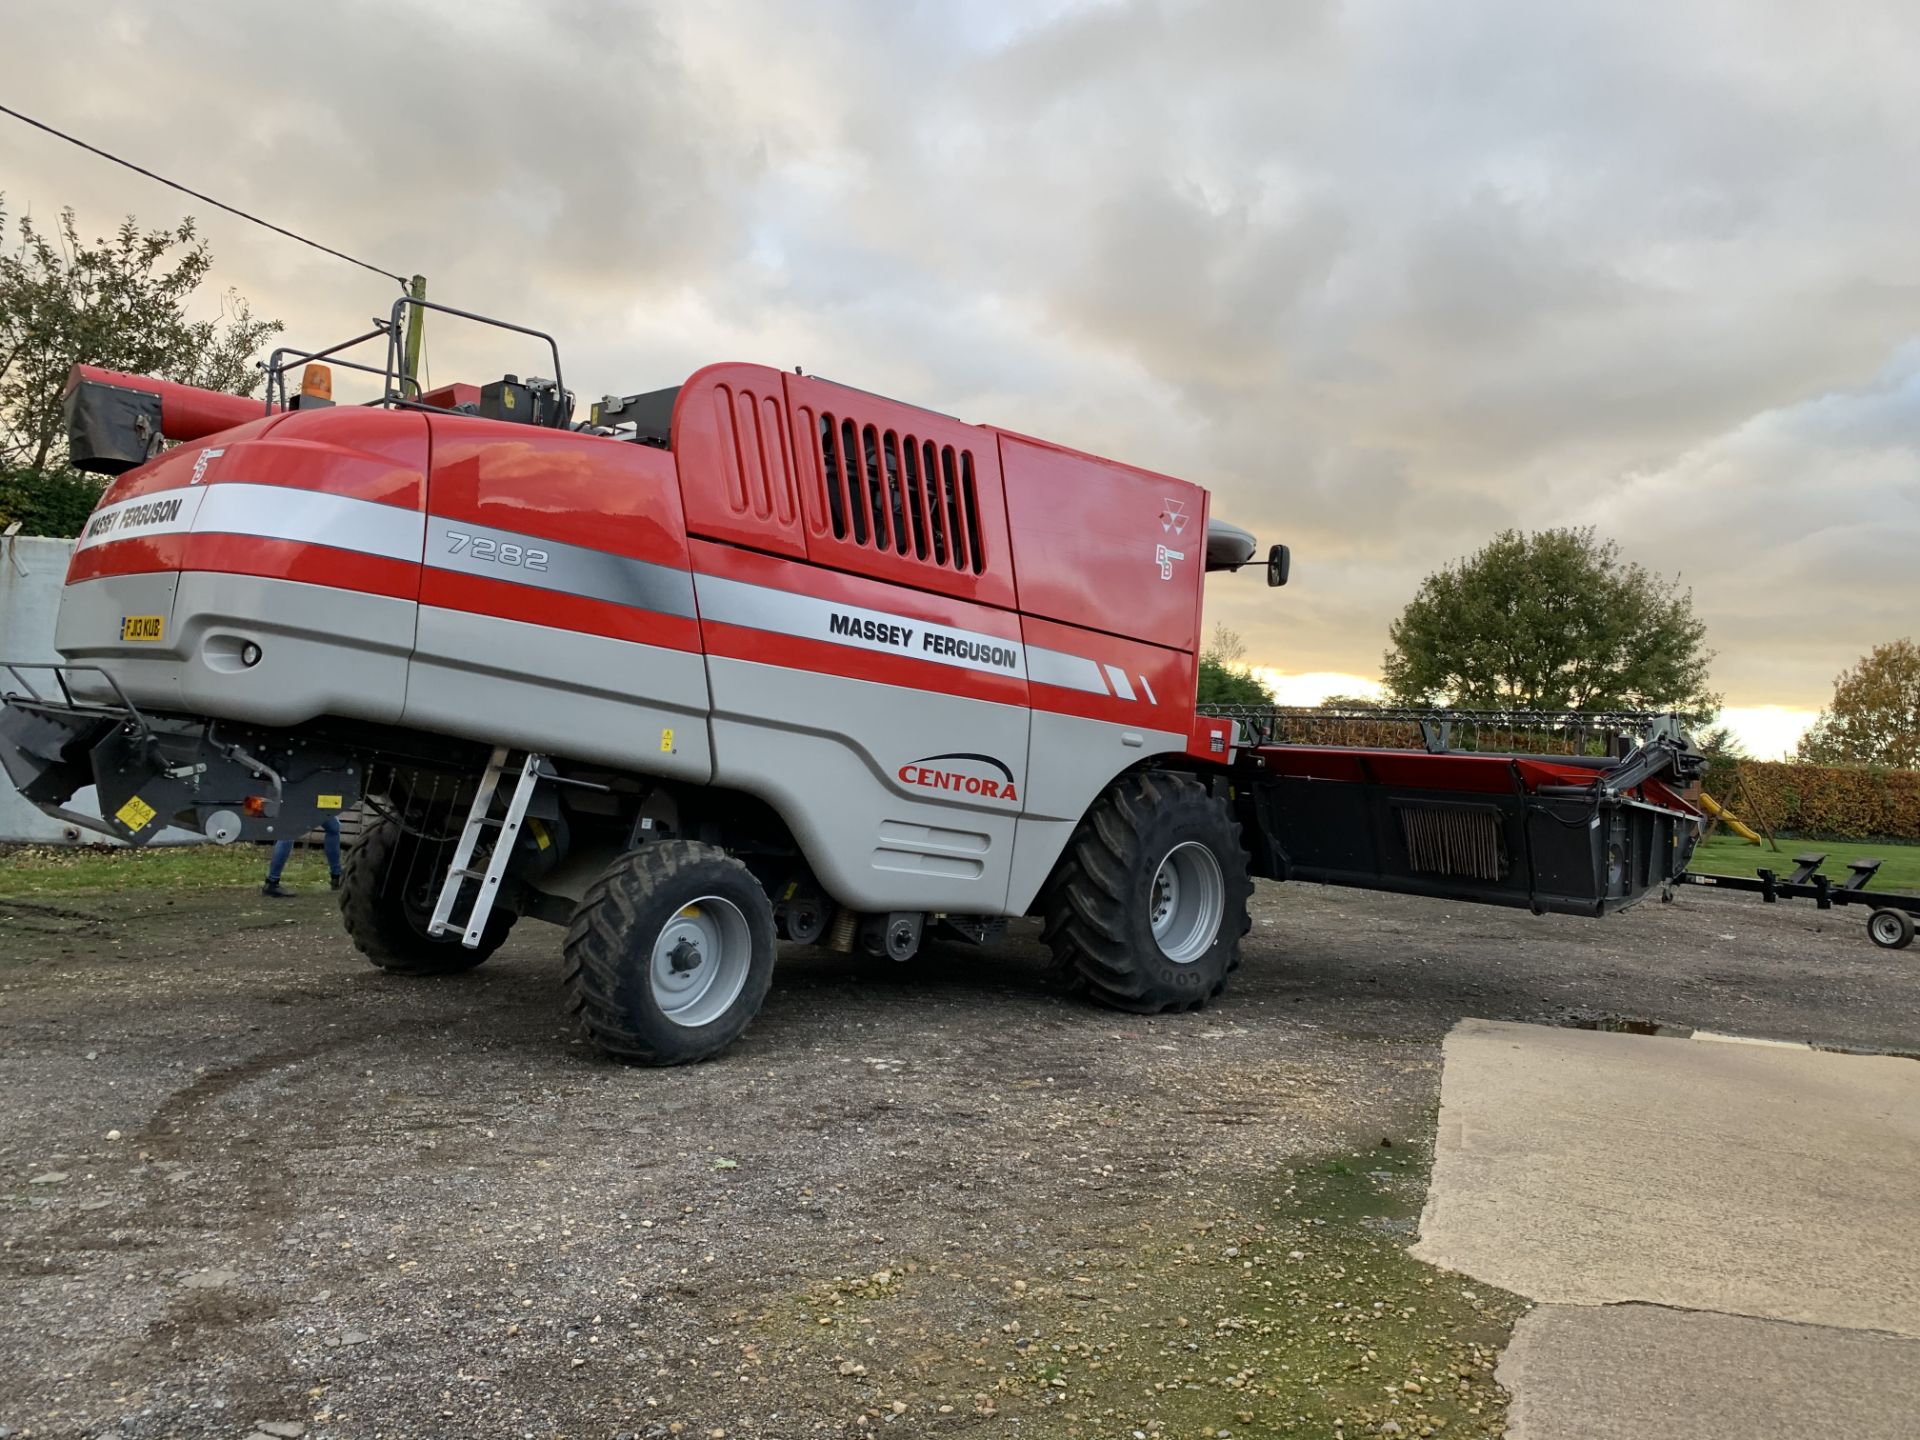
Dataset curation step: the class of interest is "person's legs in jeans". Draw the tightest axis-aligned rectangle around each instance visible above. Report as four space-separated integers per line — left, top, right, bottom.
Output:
323 815 343 887
263 838 296 896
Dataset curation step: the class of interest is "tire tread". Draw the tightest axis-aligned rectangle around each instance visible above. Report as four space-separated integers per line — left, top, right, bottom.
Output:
562 840 775 1065
340 817 512 974
1038 770 1254 1013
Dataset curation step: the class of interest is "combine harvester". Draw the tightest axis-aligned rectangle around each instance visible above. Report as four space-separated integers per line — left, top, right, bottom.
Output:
4 298 1711 1063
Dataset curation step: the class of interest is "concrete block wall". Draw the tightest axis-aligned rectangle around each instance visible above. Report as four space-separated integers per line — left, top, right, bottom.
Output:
0 534 199 845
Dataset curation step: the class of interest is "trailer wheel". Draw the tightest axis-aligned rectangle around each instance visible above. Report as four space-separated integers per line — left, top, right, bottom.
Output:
340 816 515 974
1041 770 1253 1013
562 840 777 1065
1867 908 1915 951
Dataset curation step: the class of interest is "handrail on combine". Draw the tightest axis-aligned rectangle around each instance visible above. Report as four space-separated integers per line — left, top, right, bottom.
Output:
2 661 150 733
260 296 567 424
263 326 397 412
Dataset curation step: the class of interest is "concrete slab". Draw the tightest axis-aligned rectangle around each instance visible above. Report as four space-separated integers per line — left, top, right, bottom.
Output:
1412 1018 1920 1335
1500 1303 1920 1440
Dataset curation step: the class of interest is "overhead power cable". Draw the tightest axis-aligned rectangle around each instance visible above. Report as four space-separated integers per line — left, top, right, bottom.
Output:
0 101 409 286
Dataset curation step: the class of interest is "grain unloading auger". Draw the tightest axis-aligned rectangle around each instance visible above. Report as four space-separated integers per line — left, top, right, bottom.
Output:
1 296 1707 1063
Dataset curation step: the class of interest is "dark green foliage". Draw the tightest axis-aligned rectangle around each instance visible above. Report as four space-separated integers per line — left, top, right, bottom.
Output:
1196 622 1276 706
1383 527 1717 718
1693 722 1748 791
0 464 103 536
0 198 281 535
1196 654 1274 706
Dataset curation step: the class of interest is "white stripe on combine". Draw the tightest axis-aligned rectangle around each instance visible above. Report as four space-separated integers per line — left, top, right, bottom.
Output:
195 483 424 560
74 485 207 552
75 481 424 562
1026 647 1108 696
73 480 1150 703
695 572 1029 681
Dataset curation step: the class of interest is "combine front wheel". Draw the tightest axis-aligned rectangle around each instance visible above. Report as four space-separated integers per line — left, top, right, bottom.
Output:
341 816 514 974
563 841 777 1064
1041 770 1253 1013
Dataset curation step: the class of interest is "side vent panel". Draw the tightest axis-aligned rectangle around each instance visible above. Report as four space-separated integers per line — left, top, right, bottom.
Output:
671 364 806 558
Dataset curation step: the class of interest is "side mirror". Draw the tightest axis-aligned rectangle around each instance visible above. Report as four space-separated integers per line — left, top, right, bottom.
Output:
1266 543 1291 588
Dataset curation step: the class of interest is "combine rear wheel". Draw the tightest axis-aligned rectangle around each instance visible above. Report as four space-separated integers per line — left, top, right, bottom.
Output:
1040 770 1252 1013
341 816 515 974
563 841 777 1064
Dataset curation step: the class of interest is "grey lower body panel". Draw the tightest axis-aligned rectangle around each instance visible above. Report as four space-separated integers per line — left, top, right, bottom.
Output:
1002 709 1189 914
706 656 1029 913
51 575 715 781
402 605 714 781
55 572 415 726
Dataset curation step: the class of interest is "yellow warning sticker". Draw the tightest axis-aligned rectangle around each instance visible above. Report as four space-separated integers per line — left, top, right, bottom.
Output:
316 794 343 810
660 728 675 753
120 615 164 642
115 795 157 832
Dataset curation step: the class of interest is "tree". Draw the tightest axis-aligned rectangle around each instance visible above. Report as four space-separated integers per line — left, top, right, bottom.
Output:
1382 527 1717 717
1197 623 1275 706
0 467 101 536
0 198 280 533
1796 639 1920 770
1692 721 1749 797
1693 723 1748 768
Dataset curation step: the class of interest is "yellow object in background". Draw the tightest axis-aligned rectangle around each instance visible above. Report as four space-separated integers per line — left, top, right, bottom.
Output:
1701 792 1762 845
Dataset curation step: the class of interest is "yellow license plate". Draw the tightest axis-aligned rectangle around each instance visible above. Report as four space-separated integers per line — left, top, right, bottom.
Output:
120 615 164 642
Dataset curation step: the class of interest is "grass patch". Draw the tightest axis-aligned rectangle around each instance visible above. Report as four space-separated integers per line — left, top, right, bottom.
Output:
755 1139 1522 1437
0 842 338 898
1691 833 1920 891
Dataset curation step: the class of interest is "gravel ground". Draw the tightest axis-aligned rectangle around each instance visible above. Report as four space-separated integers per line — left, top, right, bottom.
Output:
1 864 1915 1440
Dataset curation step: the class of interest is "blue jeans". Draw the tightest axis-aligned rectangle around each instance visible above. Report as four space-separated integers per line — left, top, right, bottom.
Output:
267 815 342 883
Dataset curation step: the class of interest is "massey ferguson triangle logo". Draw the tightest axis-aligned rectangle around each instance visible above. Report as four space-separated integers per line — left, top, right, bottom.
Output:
896 752 1019 803
1160 498 1189 535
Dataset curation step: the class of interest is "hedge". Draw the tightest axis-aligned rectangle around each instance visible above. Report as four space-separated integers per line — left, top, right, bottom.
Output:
1706 759 1920 842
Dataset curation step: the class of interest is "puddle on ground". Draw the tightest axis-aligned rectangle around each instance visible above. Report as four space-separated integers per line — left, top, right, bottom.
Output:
1564 1014 1694 1038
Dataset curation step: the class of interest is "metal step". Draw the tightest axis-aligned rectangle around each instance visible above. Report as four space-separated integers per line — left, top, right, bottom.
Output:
426 747 544 948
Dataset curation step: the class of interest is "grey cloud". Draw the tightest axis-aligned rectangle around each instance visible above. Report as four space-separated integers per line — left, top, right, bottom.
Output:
3 0 1916 707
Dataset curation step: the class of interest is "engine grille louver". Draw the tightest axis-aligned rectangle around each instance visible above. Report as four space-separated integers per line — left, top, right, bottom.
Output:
817 413 984 574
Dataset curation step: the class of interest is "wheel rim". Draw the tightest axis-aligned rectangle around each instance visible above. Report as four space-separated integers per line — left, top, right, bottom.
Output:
1870 911 1903 946
1149 841 1225 964
650 896 753 1028
396 850 453 944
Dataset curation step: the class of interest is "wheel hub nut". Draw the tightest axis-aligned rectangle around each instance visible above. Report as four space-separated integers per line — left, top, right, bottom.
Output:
668 938 703 974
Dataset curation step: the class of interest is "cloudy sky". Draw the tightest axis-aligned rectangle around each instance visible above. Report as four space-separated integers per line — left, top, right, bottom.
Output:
4 0 1916 754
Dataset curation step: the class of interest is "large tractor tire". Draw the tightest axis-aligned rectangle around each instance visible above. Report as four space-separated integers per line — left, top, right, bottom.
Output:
562 840 778 1065
340 816 515 975
1040 770 1253 1014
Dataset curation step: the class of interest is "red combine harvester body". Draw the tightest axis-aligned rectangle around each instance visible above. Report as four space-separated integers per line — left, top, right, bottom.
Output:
2 299 1705 1063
